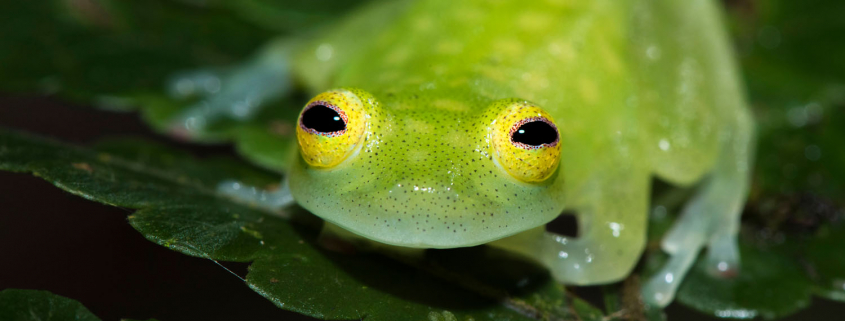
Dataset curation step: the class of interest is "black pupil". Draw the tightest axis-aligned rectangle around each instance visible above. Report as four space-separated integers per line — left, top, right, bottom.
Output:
512 121 557 146
301 105 346 133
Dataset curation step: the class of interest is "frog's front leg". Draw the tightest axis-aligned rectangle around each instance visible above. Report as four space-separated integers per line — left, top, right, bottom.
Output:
491 172 650 286
167 39 293 138
643 111 754 307
217 178 294 214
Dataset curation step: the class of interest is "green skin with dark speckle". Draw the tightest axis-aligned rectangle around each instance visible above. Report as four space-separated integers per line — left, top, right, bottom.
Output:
286 0 754 289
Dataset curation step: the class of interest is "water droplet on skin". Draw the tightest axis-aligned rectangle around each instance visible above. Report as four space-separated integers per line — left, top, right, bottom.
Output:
646 45 662 60
659 139 671 151
558 251 568 258
717 261 729 272
316 43 334 61
664 273 674 283
609 222 623 237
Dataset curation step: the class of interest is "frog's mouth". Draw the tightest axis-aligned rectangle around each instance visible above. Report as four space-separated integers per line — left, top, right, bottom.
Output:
288 145 565 248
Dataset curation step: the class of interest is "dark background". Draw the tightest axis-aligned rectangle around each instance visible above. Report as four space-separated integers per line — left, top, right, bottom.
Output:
2 98 843 320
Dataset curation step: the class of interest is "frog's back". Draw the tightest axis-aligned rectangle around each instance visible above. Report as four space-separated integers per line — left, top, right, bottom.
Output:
297 0 748 188
628 0 751 185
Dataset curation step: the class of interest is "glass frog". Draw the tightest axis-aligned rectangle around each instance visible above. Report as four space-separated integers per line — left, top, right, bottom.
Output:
172 0 754 308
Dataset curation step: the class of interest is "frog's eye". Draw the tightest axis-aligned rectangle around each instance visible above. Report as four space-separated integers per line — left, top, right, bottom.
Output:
296 90 368 168
492 101 561 183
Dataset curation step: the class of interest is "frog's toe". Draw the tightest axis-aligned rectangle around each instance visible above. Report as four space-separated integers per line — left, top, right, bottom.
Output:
642 242 700 307
167 69 225 99
216 179 293 213
705 232 740 278
645 118 752 306
165 56 291 138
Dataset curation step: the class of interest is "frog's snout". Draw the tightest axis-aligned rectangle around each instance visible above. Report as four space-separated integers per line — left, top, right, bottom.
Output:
289 92 564 248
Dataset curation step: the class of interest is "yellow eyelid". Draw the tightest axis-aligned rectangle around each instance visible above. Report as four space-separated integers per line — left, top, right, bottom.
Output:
296 89 368 168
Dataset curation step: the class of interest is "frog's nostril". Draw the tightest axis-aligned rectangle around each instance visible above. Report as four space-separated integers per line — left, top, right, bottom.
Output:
545 210 578 237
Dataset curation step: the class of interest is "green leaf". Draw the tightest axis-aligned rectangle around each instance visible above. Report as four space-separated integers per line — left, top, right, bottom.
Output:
673 242 814 320
726 0 845 199
0 289 99 321
168 0 372 33
133 93 301 172
0 0 372 173
805 224 845 302
0 289 159 321
642 189 845 319
0 0 275 101
0 128 604 321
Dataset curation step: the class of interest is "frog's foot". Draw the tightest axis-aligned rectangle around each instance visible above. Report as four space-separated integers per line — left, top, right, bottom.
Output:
643 112 753 307
216 179 294 214
641 189 710 308
706 230 740 278
492 224 647 286
642 177 744 307
166 41 292 139
490 172 650 286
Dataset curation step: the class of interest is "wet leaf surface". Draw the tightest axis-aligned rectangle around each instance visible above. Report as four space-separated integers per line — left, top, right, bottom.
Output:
728 0 845 199
675 242 813 319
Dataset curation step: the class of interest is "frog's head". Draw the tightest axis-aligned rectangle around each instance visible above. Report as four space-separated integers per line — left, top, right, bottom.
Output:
289 88 566 248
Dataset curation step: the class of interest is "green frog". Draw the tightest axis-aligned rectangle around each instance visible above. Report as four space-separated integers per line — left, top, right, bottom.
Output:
172 0 755 307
